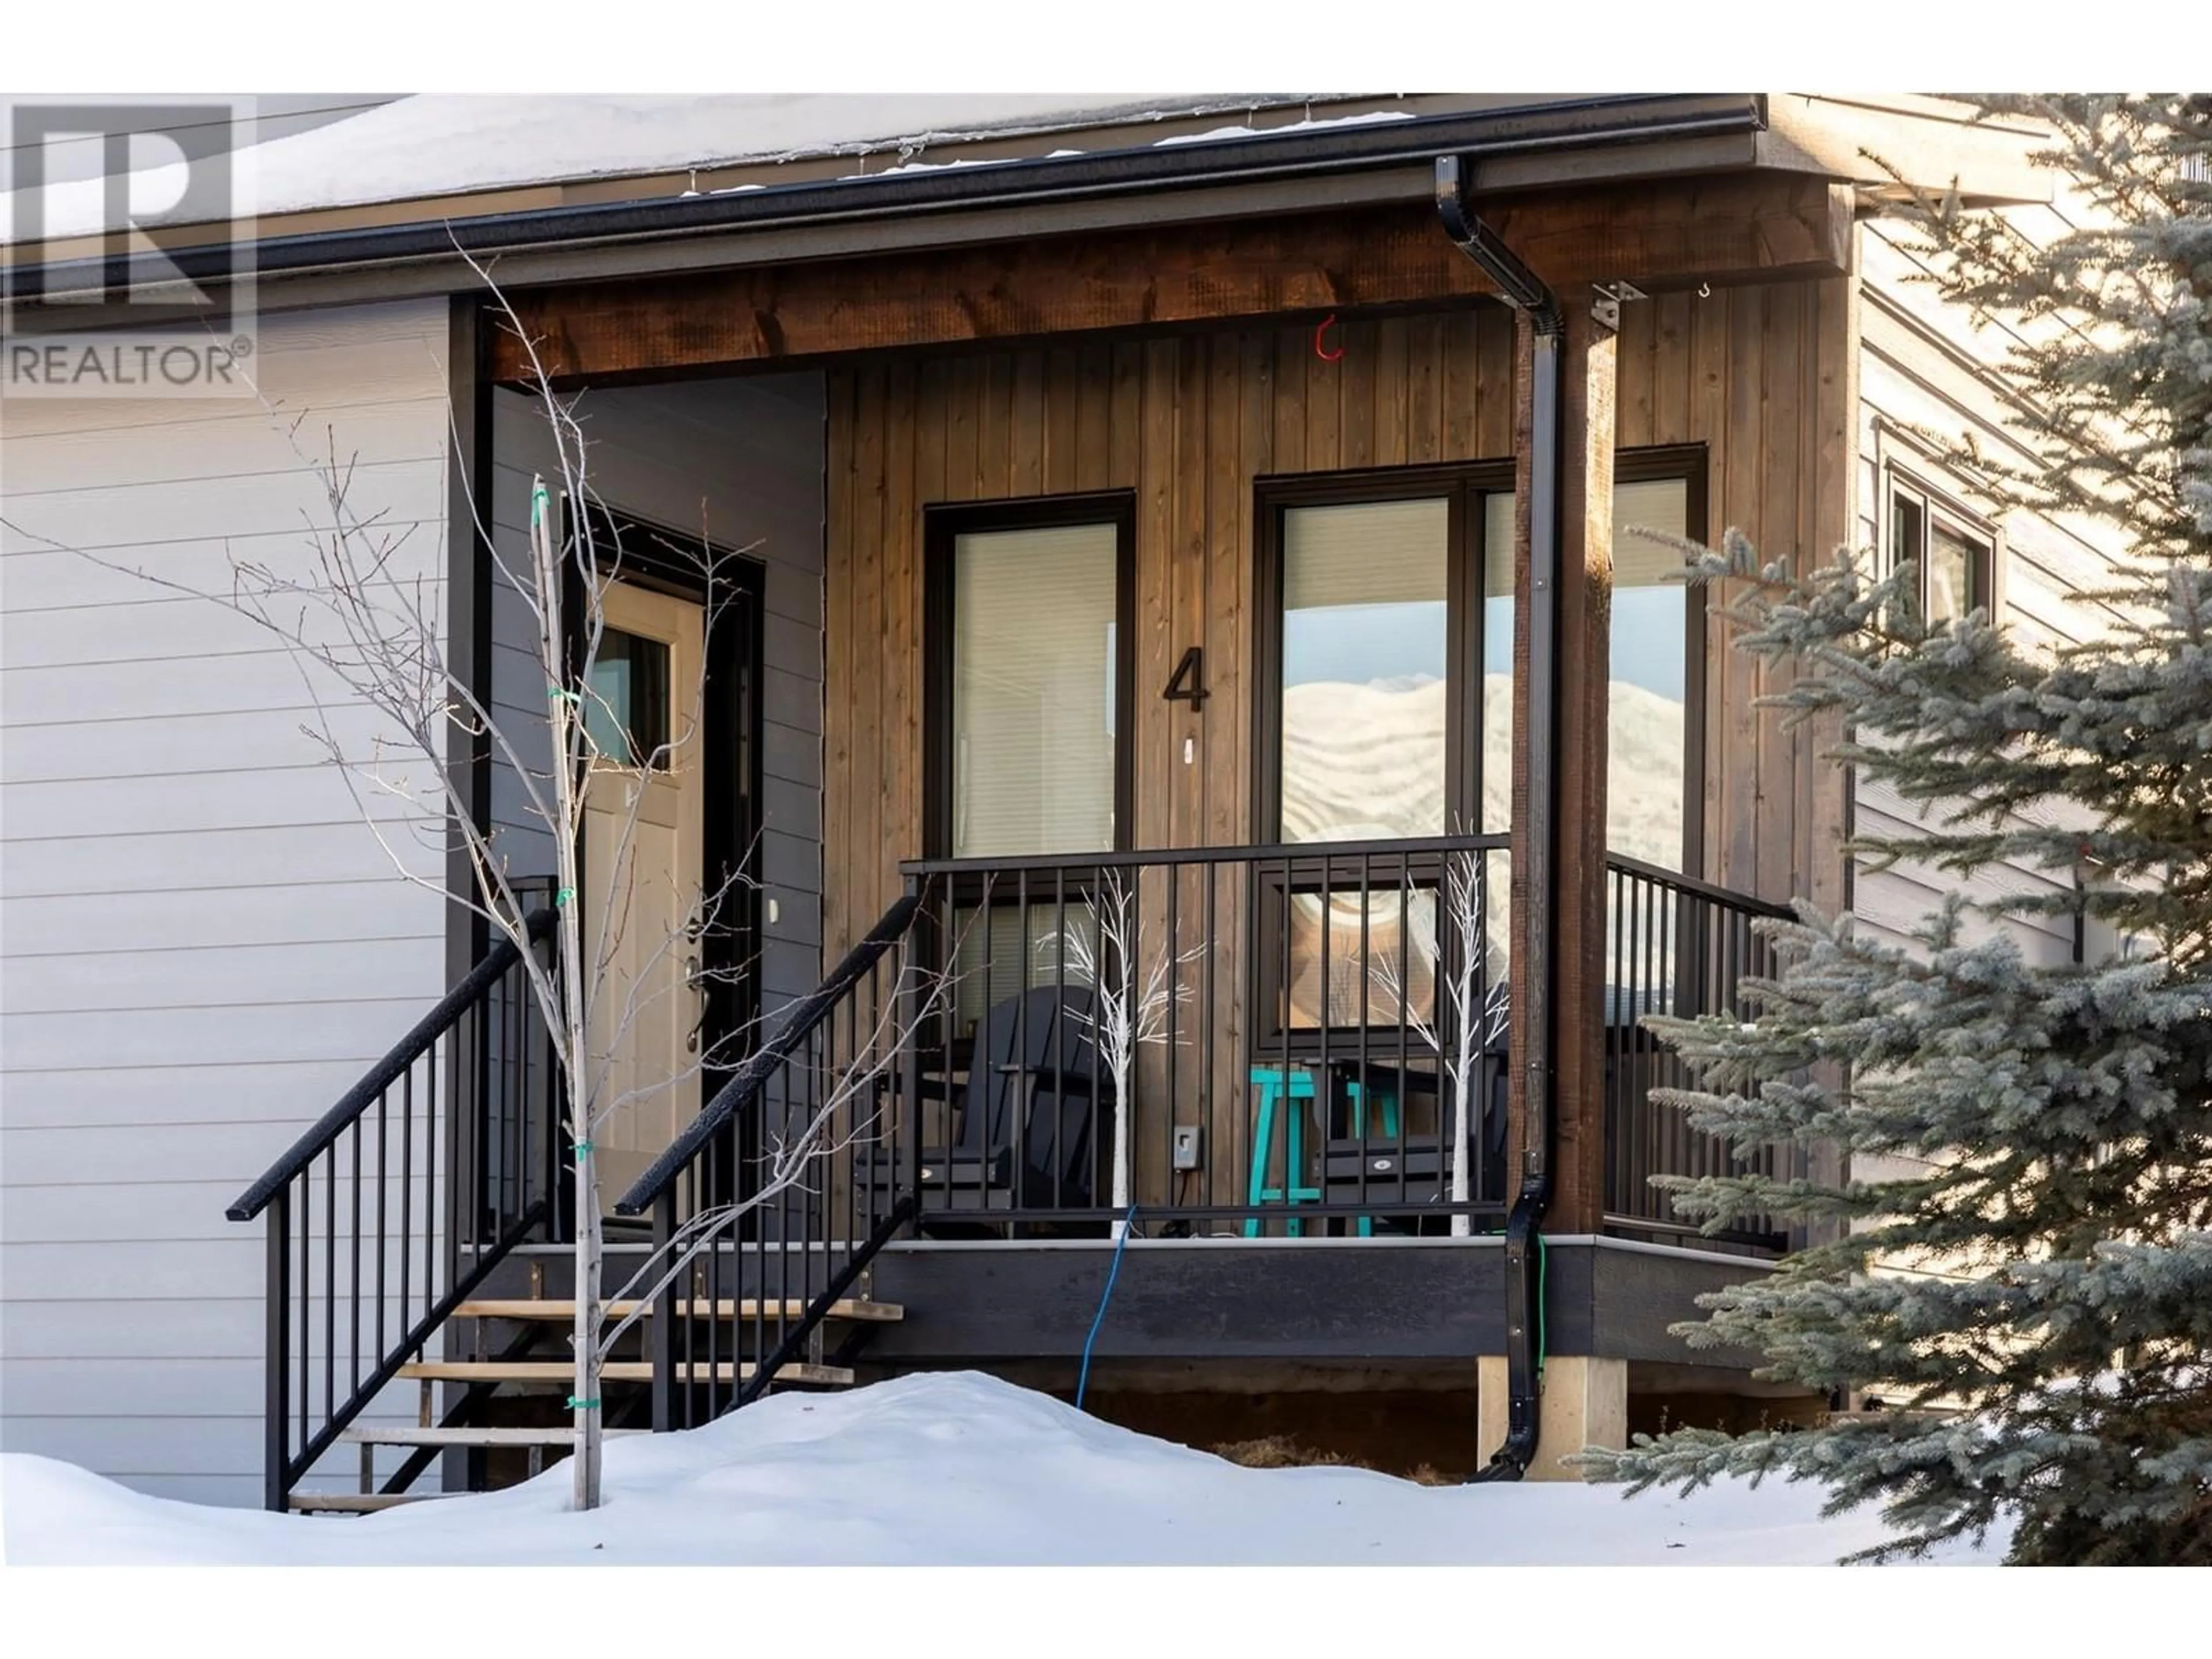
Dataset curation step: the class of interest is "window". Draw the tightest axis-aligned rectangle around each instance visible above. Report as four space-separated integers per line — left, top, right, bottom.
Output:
1260 472 1501 843
925 495 1135 1028
1258 472 1501 1037
1253 456 1703 1036
1890 476 1994 627
585 629 672 768
1609 465 1700 874
927 497 1134 859
1279 497 1452 841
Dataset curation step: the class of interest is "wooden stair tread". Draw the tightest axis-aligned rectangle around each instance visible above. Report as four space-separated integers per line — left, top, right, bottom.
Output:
337 1425 648 1448
455 1297 902 1324
395 1359 854 1386
286 1491 453 1513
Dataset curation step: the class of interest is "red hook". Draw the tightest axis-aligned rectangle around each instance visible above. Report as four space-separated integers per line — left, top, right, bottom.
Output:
1313 312 1344 363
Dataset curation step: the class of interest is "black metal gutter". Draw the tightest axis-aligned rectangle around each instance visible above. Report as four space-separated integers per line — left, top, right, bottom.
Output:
12 94 1764 298
1435 153 1562 1483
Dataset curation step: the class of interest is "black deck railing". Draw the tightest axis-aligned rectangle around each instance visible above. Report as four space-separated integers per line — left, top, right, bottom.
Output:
1601 854 1802 1252
612 894 923 1429
228 909 560 1510
880 834 1514 1237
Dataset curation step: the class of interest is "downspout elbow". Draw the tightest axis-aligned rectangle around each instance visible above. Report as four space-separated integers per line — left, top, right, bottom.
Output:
1434 156 1564 337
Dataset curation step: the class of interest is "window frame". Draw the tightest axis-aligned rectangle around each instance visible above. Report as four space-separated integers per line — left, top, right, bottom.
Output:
1251 448 1708 869
921 491 1139 861
1246 449 1707 1051
1615 443 1711 878
1877 432 2001 628
1251 462 1508 844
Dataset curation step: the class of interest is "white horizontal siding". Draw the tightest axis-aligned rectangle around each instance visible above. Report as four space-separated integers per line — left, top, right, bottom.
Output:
0 298 456 1505
1850 214 2128 970
4 999 451 1072
0 1296 269 1357
2 821 445 898
1 934 444 1014
0 1057 399 1130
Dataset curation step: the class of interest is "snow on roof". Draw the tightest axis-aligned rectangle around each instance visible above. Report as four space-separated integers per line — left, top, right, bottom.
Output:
12 92 1399 245
1 1370 2007 1565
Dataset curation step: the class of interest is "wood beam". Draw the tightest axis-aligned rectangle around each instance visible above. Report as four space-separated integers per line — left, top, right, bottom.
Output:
1551 293 1618 1236
489 175 1848 384
1505 292 1618 1238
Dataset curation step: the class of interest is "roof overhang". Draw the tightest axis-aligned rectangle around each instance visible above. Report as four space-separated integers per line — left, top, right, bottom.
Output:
1759 93 2052 210
0 92 2049 325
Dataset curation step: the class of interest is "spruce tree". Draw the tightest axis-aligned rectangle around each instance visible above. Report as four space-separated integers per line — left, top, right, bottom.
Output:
1580 96 2212 1566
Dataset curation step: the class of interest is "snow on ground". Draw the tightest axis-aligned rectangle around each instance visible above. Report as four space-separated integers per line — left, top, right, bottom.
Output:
0 1372 2006 1567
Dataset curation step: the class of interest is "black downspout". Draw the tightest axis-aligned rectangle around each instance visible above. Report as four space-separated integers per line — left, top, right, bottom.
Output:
1435 154 1563 1483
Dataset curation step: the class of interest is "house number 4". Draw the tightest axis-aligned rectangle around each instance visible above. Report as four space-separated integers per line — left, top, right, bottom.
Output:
1161 646 1209 709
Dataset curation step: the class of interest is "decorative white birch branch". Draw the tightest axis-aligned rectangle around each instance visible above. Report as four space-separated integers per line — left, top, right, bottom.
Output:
1041 869 1204 1238
1369 846 1510 1236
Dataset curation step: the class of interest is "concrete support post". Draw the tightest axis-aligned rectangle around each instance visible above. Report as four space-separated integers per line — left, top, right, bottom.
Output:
1477 1354 1627 1480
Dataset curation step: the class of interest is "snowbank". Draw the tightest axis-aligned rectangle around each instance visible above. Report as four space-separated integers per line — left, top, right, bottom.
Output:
0 1372 2005 1567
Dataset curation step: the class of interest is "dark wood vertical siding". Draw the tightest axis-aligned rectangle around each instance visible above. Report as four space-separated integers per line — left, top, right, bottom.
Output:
824 282 1851 953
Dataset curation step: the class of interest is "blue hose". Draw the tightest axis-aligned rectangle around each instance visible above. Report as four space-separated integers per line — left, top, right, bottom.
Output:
1074 1207 1138 1412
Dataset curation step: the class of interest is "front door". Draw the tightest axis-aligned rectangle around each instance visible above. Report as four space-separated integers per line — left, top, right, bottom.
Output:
582 578 709 1213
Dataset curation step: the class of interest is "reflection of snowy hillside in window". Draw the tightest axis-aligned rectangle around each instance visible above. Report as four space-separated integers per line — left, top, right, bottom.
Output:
1280 672 1684 870
1282 677 1446 843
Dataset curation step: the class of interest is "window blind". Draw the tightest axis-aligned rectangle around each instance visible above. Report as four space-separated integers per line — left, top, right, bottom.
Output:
952 522 1119 858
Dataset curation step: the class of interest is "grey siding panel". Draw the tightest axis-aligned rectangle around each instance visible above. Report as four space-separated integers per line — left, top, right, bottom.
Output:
763 719 824 790
762 666 823 737
488 375 825 1014
0 299 455 1503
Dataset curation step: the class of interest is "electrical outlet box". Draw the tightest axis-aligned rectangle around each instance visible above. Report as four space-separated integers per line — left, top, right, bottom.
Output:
1171 1124 1203 1171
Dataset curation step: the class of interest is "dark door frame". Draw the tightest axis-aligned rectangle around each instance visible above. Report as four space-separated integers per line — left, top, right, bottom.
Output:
559 497 768 1229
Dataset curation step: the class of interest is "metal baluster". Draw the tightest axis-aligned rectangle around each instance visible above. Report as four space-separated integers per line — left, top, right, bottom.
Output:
1355 853 1371 1233
1314 853 1330 1240
516 963 531 1232
1201 859 1217 1225
297 1173 310 1463
1608 865 1624 1220
265 1187 290 1511
1627 870 1647 1224
423 1040 438 1337
472 993 487 1251
1089 865 1104 1226
1397 856 1412 1227
375 1084 388 1369
350 1119 363 1399
323 1142 336 1426
707 1123 721 1418
1165 863 1180 1228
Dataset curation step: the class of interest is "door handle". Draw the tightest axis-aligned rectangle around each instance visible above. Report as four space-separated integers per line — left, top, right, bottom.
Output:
684 956 708 1055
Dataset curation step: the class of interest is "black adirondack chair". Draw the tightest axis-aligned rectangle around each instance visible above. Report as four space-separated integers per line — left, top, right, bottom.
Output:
1320 1044 1510 1231
869 986 1114 1233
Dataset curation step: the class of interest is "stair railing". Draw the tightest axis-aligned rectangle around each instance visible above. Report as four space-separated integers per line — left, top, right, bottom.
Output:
228 909 559 1510
612 893 922 1429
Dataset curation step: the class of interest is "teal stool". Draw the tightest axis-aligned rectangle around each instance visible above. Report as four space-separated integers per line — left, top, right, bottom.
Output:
1245 1064 1414 1237
1245 1065 1401 1236
1245 1065 1322 1237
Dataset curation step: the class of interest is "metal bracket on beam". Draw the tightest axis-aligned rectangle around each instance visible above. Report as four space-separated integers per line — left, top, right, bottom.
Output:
1590 279 1646 332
